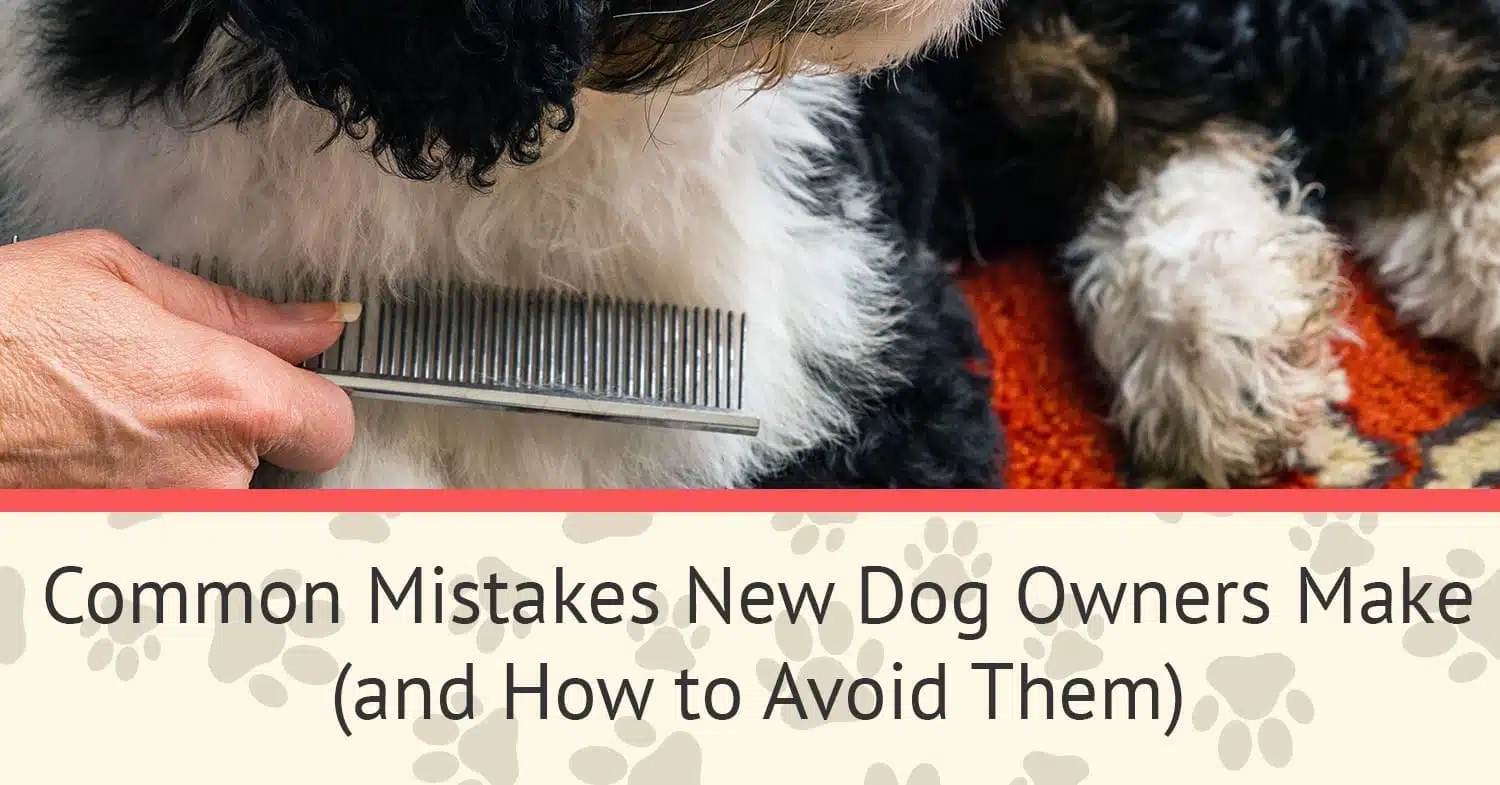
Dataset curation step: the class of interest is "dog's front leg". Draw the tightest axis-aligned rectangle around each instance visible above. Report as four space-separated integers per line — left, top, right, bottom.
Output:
1067 124 1353 487
1343 23 1500 381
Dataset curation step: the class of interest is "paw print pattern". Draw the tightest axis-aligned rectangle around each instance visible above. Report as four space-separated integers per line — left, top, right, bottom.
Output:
1289 513 1377 575
1008 752 1090 785
1402 549 1500 683
79 598 161 681
1191 654 1314 771
328 513 396 543
903 518 991 591
626 591 710 672
106 513 162 530
864 762 940 785
755 600 885 729
411 695 522 785
446 558 535 655
569 718 702 785
771 513 855 555
1153 513 1235 524
563 513 655 545
0 566 24 665
206 569 343 708
1023 606 1105 679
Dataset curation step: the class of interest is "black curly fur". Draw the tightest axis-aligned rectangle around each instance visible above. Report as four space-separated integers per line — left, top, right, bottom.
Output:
37 0 597 188
225 0 596 187
34 1 275 123
873 0 1431 263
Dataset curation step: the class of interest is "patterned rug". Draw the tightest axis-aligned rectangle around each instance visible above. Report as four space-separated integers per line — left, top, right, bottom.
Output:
958 252 1500 489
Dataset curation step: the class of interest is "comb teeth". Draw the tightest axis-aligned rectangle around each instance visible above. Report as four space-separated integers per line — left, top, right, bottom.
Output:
307 287 749 412
6 235 756 436
193 256 753 435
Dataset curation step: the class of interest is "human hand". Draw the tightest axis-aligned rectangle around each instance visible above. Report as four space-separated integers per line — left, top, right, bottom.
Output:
0 230 358 487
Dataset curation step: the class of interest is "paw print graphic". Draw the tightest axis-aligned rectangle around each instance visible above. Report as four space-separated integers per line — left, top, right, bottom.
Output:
864 763 940 785
771 513 855 555
903 518 992 593
106 513 162 530
329 512 397 543
569 717 702 785
0 566 24 665
755 599 885 729
1289 513 1377 575
563 513 655 545
1402 549 1500 683
1191 654 1314 770
206 569 343 708
411 695 521 785
1153 512 1235 524
1007 752 1090 785
446 557 535 655
1023 605 1105 679
626 591 710 673
79 599 162 682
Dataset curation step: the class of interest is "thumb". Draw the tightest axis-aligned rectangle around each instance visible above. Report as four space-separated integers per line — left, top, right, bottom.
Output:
63 230 361 363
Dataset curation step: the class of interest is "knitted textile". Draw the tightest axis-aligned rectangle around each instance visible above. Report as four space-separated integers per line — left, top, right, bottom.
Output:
958 253 1500 489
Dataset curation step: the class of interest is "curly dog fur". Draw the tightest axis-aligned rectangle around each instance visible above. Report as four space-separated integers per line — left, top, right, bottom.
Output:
865 0 1500 486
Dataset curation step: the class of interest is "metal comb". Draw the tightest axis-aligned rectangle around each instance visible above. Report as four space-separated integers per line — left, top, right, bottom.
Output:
10 235 758 436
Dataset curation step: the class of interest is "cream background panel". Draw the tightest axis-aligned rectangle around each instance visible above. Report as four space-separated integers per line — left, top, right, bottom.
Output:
0 511 1495 783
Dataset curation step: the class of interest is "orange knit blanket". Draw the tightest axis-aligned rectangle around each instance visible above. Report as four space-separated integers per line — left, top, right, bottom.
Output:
958 253 1500 488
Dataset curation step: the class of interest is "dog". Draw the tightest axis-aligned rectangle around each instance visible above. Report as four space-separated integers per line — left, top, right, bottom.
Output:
874 0 1500 486
0 0 1005 488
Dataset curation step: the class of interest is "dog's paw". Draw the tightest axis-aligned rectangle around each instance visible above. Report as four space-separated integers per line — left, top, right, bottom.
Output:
1069 125 1353 486
1357 137 1500 382
1113 321 1350 488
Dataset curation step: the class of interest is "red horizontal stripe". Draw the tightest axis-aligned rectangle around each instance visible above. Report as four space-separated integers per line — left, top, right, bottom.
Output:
0 489 1495 513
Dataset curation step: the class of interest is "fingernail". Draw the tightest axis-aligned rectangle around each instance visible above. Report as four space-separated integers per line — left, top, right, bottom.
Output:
276 302 363 323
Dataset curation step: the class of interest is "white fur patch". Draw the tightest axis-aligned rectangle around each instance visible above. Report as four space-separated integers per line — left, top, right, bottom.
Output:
1356 153 1500 372
1067 135 1351 486
812 0 999 72
0 6 906 488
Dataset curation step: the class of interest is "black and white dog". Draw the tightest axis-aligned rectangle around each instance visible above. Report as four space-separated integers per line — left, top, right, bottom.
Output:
0 0 1004 488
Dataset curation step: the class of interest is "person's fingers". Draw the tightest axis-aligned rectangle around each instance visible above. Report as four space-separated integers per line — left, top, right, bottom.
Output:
43 229 362 363
240 354 357 473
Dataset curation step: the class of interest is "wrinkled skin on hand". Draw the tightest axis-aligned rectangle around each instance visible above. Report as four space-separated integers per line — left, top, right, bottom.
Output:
0 230 359 488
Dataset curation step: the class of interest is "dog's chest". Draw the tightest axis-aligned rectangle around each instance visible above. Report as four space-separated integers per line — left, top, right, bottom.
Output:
287 165 800 489
0 75 893 487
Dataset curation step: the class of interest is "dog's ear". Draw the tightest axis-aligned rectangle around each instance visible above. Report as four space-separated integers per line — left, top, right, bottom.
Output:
224 0 599 187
